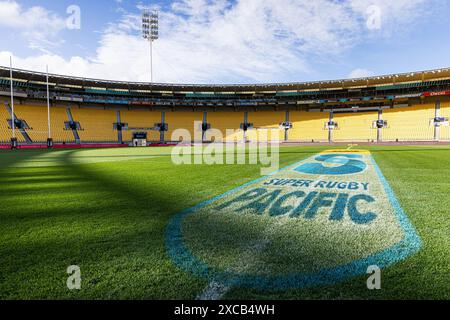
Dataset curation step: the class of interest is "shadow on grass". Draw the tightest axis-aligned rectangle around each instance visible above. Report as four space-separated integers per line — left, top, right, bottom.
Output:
0 149 52 170
1 147 446 299
0 149 211 299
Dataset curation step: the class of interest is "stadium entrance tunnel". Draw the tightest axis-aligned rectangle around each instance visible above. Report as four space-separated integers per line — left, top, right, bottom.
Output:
166 150 422 290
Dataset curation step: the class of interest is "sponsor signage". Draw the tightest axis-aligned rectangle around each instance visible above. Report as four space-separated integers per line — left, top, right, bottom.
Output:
422 91 450 97
130 101 156 106
0 91 27 98
56 96 83 102
297 100 319 105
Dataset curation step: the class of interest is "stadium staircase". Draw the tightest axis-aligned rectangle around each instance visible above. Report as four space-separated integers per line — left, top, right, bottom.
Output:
116 110 123 144
5 104 33 144
66 108 81 143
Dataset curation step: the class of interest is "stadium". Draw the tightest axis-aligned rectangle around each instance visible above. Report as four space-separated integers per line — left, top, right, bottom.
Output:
1 65 449 301
0 0 449 305
1 66 450 146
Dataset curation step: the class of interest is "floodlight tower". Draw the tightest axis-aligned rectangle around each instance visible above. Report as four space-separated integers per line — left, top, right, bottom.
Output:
142 9 159 83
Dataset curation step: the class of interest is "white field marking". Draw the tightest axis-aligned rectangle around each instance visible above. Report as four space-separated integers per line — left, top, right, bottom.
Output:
196 239 271 300
196 280 232 300
346 144 359 150
195 170 330 300
196 218 284 300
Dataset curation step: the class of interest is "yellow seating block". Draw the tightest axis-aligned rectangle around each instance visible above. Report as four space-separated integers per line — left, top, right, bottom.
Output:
14 105 73 143
208 112 244 142
0 105 14 143
247 111 285 142
165 111 204 142
382 104 435 141
71 108 117 143
333 112 378 142
440 102 450 141
121 110 161 142
289 111 329 142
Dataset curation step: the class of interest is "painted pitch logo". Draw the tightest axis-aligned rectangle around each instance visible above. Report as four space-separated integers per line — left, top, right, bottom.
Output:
166 150 422 290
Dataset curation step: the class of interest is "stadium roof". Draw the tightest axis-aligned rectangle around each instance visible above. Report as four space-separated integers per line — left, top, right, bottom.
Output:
1 66 450 92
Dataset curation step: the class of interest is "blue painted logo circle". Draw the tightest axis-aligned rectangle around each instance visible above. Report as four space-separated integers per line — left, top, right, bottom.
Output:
294 154 366 175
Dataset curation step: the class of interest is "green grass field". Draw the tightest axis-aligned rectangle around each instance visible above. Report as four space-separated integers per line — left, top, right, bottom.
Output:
0 145 449 300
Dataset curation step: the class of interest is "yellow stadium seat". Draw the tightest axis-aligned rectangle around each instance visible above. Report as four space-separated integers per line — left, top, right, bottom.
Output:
382 104 435 141
14 105 73 143
0 104 13 143
165 111 204 142
71 108 117 143
247 111 285 142
0 102 444 144
0 104 25 143
121 110 161 142
440 102 450 141
289 111 329 142
333 112 378 142
207 112 244 142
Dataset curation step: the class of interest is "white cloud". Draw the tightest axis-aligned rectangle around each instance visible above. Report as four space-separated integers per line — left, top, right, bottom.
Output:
348 69 374 79
0 0 441 84
0 0 67 51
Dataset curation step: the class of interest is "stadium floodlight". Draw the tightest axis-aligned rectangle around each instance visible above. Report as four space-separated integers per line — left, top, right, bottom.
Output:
142 8 159 83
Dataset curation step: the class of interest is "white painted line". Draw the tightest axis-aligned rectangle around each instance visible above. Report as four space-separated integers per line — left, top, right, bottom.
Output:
196 281 231 301
196 224 279 300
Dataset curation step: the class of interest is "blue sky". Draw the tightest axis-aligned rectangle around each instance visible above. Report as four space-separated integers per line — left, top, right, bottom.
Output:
0 0 449 84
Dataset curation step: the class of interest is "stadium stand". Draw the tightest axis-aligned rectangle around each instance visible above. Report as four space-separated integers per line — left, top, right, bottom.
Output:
2 103 450 145
71 107 117 143
247 111 285 142
207 111 244 142
382 104 435 141
333 112 378 142
1 67 450 146
14 105 74 143
441 102 450 141
165 111 204 142
0 104 25 143
1 104 13 143
289 111 329 142
120 110 161 142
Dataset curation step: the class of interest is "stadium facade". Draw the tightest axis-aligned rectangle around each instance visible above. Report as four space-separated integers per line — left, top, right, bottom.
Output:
1 66 450 146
